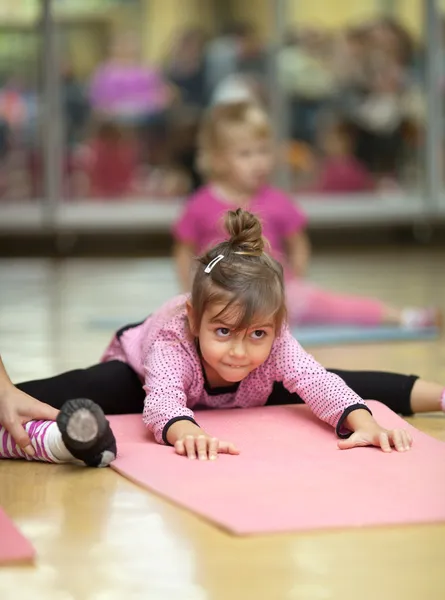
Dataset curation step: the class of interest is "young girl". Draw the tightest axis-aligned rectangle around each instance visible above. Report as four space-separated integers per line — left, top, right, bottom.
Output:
173 101 439 328
1 209 444 464
312 120 375 194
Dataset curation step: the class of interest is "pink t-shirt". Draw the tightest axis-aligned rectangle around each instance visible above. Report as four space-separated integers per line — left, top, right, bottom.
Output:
101 295 368 444
173 185 308 264
89 63 167 117
317 157 374 193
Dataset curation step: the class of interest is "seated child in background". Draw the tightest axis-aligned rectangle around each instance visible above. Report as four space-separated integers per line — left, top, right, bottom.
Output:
2 209 445 465
172 101 439 328
74 121 139 199
312 120 375 194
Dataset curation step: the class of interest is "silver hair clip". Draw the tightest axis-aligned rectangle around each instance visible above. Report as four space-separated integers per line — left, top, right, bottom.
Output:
204 254 224 273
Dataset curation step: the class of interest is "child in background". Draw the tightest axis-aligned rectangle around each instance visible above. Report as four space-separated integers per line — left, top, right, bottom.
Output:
312 120 375 193
74 121 138 199
173 101 439 328
2 209 445 464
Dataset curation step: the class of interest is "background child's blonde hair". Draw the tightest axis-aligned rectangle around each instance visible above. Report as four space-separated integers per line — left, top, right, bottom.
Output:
197 101 272 179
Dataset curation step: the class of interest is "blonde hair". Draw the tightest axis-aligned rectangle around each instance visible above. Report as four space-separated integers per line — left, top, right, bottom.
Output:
197 101 272 179
191 208 286 332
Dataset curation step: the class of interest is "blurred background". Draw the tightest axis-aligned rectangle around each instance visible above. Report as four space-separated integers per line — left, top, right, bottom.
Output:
1 0 445 239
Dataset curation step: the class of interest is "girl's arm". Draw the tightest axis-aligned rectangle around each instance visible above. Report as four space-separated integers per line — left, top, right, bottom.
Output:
143 343 238 459
171 193 202 291
273 333 412 452
143 342 198 444
272 190 309 276
271 333 370 435
284 230 312 278
173 241 195 293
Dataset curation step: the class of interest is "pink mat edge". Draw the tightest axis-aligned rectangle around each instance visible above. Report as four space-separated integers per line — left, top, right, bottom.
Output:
0 508 36 566
110 458 445 537
110 460 247 535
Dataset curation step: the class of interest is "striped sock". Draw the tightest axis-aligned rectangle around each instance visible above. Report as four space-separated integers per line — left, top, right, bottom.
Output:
0 400 117 467
0 420 76 464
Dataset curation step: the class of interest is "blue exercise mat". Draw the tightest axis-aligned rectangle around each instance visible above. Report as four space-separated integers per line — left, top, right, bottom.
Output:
87 317 439 347
291 324 439 346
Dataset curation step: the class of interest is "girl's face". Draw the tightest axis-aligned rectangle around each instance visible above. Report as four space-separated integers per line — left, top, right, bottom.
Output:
215 130 274 194
187 301 276 387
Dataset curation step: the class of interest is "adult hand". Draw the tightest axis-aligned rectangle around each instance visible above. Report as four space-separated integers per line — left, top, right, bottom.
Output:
0 387 59 456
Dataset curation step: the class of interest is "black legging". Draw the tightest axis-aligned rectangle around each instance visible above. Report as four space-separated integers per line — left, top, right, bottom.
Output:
16 360 417 416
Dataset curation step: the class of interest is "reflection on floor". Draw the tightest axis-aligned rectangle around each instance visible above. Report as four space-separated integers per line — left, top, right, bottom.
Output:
0 248 444 600
0 257 179 381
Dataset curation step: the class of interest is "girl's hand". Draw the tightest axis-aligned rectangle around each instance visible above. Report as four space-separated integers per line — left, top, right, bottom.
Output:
175 434 240 461
166 420 240 460
337 425 413 453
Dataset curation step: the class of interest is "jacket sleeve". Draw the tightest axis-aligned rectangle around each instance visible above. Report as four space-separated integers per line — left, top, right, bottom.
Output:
142 341 198 444
272 329 371 437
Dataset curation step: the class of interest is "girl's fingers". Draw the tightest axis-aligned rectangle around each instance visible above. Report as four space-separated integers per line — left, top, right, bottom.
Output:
196 435 208 461
218 441 240 455
401 430 412 451
208 437 219 461
379 431 392 453
184 435 197 460
391 429 405 452
175 436 239 459
405 431 412 450
390 429 413 452
227 443 240 455
174 439 186 456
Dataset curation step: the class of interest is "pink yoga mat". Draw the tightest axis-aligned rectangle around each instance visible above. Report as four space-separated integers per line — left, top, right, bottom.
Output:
109 402 445 535
0 508 35 564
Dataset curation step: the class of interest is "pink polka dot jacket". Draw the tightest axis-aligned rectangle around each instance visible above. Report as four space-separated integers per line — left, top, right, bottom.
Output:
101 295 369 444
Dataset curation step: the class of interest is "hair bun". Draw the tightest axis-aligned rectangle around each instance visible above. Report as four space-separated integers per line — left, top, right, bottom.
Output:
225 208 265 255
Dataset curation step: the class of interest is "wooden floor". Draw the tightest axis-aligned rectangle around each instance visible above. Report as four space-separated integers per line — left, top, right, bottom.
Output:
0 248 444 600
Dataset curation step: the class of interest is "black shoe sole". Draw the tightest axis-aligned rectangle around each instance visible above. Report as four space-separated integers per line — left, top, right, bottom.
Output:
57 398 117 467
